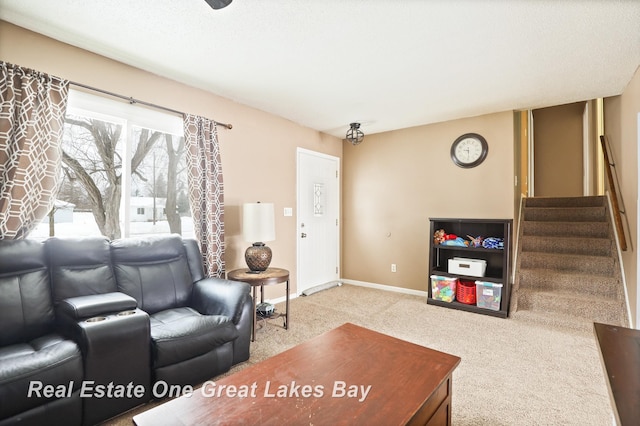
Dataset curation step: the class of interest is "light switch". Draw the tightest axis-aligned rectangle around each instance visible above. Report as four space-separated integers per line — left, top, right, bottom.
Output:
283 207 293 217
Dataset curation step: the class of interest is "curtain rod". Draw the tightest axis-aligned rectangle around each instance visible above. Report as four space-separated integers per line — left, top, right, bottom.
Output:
69 81 233 130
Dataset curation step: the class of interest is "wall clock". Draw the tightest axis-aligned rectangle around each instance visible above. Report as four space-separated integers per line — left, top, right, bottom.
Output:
450 133 488 168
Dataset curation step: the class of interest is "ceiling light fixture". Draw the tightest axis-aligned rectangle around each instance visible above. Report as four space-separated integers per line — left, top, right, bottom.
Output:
346 122 364 145
205 0 233 10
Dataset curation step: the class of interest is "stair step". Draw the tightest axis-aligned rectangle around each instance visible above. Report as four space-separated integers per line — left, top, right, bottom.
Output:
519 252 616 275
520 235 612 256
522 221 610 238
517 268 623 299
513 196 626 331
523 206 606 222
524 196 606 208
515 288 626 325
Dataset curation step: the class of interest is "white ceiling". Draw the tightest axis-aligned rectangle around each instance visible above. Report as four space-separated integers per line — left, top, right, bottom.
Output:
1 0 640 138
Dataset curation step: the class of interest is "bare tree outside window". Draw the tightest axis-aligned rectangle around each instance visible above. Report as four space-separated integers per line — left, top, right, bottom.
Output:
164 133 187 234
56 115 124 239
33 113 190 240
130 128 188 236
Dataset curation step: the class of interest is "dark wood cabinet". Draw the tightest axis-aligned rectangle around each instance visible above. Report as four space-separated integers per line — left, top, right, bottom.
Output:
428 218 512 318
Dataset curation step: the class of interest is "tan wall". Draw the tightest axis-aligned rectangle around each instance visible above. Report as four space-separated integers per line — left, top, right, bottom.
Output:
604 65 640 327
342 113 515 292
0 21 343 299
532 102 585 197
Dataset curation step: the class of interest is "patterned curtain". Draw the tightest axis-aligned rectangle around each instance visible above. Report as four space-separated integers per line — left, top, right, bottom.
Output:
183 114 225 277
0 62 69 240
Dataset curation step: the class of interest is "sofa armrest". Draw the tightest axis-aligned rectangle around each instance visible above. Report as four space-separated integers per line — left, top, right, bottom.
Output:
62 307 151 424
192 278 251 324
58 292 137 320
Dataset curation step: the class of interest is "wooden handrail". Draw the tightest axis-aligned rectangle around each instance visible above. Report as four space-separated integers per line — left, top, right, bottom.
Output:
600 135 627 251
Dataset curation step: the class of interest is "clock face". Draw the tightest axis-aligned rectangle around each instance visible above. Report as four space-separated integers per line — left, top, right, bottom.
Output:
450 133 488 168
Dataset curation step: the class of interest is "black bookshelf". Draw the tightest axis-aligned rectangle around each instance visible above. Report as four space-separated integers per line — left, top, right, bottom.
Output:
428 218 512 318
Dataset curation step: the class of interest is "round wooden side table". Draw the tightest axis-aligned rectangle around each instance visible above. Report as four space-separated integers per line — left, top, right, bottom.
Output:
227 267 290 342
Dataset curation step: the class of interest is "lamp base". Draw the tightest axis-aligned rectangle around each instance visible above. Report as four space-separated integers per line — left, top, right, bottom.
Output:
245 242 272 272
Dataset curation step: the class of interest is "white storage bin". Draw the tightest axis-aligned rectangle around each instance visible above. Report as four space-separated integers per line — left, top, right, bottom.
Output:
475 281 503 311
448 257 487 277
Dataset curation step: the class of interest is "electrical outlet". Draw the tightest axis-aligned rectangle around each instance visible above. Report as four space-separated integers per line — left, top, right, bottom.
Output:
391 264 397 273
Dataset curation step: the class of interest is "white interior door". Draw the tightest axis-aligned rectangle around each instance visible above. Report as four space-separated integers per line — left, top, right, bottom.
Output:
296 148 340 295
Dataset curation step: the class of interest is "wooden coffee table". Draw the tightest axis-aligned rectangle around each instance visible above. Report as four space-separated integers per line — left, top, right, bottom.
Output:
133 323 461 425
594 322 640 425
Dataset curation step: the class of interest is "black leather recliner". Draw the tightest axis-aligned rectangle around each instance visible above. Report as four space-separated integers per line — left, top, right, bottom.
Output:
0 239 83 426
0 234 253 426
110 235 252 386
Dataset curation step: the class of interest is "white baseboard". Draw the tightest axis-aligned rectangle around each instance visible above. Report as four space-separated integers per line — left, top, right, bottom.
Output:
264 278 427 305
340 279 428 297
266 292 299 305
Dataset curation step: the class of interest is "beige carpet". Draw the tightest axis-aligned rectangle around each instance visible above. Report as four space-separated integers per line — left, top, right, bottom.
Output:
107 284 614 425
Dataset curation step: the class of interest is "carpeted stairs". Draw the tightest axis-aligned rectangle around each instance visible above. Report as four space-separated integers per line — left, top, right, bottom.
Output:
511 195 629 332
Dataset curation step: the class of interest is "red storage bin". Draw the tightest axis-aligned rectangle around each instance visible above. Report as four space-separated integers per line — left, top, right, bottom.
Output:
456 280 476 305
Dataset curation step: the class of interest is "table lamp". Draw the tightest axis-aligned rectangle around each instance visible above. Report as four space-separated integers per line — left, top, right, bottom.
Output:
242 202 275 273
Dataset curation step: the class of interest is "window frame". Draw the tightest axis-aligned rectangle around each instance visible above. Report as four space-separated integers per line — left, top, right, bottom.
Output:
64 89 185 238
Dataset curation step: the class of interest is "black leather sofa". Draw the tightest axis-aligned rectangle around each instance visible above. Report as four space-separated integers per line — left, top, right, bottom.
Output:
0 234 252 426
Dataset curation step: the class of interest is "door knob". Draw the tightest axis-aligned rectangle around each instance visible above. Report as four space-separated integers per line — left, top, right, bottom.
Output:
301 233 307 238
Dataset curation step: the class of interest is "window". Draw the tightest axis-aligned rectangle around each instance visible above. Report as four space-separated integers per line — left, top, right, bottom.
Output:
28 89 192 240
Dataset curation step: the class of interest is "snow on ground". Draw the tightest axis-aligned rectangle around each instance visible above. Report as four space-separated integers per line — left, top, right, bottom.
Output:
29 212 194 241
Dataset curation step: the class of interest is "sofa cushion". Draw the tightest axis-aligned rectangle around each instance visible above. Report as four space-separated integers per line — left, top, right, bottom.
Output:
150 307 239 369
46 236 117 305
112 235 194 314
0 334 82 420
0 239 53 346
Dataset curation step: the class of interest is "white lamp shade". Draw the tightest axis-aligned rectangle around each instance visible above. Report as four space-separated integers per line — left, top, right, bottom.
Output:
242 202 275 242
